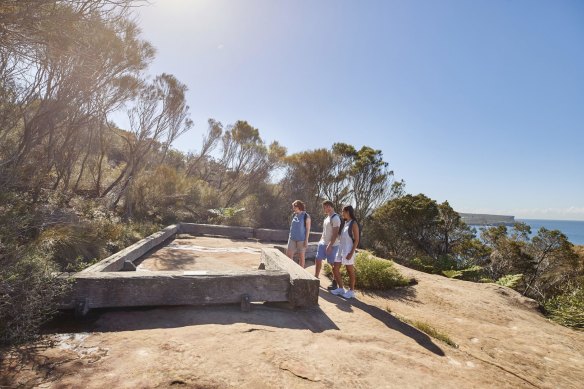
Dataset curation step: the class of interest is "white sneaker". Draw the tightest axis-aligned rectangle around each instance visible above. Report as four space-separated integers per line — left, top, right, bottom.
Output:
342 290 355 299
331 287 345 295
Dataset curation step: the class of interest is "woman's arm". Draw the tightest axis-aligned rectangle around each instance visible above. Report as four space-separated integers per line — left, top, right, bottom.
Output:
350 221 360 255
304 216 311 247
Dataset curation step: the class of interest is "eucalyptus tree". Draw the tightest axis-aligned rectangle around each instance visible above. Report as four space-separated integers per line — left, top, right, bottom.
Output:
185 118 223 178
369 194 473 264
0 0 156 346
283 148 335 221
283 143 402 230
103 73 193 211
0 0 152 193
338 143 404 225
212 120 286 207
481 224 581 300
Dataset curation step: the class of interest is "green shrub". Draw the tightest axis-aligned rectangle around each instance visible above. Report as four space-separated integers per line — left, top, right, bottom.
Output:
495 274 523 289
434 255 458 272
37 224 105 270
208 207 246 226
0 192 161 345
543 286 584 329
0 249 71 345
407 255 460 275
441 266 485 282
95 220 160 255
460 265 484 282
442 270 462 279
325 251 411 290
33 219 160 271
409 257 435 273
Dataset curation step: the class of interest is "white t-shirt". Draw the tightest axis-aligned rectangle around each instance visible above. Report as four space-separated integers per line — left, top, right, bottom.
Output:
319 213 341 246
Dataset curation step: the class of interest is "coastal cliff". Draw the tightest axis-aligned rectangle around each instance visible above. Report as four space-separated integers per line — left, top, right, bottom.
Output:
459 213 515 226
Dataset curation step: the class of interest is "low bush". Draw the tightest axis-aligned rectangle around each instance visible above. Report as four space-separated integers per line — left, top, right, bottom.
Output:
459 265 484 282
0 192 162 345
442 270 462 279
543 285 584 329
93 219 160 256
325 251 411 290
408 257 435 274
34 219 160 272
0 249 71 346
495 274 523 289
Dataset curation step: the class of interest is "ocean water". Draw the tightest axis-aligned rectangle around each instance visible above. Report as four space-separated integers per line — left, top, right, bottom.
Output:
472 219 584 246
517 219 584 246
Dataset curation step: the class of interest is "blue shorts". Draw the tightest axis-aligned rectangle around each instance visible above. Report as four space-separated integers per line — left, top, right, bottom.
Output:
316 243 340 265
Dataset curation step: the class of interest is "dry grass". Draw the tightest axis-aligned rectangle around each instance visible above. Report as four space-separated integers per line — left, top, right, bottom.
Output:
389 309 459 348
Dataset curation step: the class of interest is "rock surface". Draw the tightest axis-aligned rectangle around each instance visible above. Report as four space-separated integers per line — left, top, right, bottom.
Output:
2 262 583 388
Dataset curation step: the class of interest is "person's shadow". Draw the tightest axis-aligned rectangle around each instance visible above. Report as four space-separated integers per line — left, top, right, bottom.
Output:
318 288 446 357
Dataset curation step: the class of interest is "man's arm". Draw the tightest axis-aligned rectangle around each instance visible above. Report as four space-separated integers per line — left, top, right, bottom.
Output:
327 215 340 251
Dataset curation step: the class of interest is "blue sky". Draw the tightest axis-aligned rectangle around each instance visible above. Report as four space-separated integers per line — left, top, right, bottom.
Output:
127 0 584 220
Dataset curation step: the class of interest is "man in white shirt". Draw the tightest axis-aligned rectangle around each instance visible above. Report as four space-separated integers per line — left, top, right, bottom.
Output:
314 200 341 283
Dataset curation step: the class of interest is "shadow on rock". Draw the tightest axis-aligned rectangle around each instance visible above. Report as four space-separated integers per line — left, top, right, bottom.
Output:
42 303 339 334
319 289 445 357
360 286 420 304
0 339 69 388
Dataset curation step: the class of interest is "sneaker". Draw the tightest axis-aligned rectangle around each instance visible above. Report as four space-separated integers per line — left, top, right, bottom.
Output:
327 280 338 290
342 290 355 299
331 287 345 296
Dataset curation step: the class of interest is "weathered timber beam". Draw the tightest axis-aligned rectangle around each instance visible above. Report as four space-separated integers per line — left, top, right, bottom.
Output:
82 225 178 273
178 223 254 239
253 228 320 243
260 248 320 307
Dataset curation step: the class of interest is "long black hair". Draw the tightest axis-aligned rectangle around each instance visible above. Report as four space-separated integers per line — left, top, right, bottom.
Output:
342 205 357 222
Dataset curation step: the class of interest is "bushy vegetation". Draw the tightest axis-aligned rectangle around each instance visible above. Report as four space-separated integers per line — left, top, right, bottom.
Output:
365 194 584 328
324 251 411 290
495 274 523 289
0 190 160 345
543 283 584 329
0 248 71 345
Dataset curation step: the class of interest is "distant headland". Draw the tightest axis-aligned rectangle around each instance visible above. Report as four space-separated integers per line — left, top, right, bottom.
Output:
459 213 515 226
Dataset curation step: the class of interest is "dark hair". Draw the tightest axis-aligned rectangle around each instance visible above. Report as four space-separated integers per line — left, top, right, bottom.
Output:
322 200 334 208
292 200 305 211
342 205 357 222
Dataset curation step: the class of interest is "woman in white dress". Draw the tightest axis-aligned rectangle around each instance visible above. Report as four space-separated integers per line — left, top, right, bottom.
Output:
330 205 360 299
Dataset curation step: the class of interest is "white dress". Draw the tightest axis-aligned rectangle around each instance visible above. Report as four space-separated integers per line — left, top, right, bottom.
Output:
336 222 355 264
